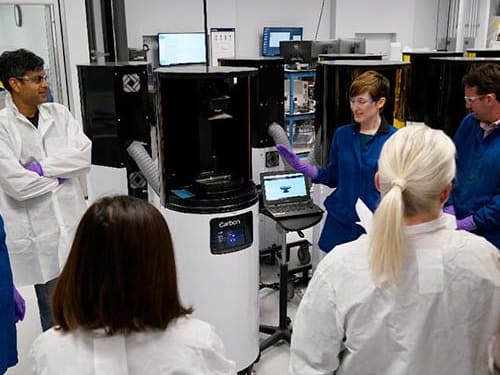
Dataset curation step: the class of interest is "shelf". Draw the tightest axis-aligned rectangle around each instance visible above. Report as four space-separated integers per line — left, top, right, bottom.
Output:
294 147 312 157
285 112 315 121
284 69 316 79
284 70 316 146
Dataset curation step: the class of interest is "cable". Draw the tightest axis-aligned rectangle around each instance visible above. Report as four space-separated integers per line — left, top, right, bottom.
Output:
444 0 452 50
435 0 440 49
314 0 327 40
202 0 209 69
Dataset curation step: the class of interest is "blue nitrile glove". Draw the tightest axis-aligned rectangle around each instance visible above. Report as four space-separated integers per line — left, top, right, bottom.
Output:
25 161 43 176
456 215 477 232
13 286 26 323
57 178 65 185
276 144 318 179
443 205 455 215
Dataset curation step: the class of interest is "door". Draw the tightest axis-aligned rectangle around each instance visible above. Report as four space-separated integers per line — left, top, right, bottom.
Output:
0 1 69 106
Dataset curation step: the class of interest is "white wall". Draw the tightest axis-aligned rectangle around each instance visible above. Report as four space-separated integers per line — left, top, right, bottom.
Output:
124 0 331 57
59 0 89 122
334 0 438 50
412 0 440 48
124 0 441 58
0 5 50 60
125 0 212 48
0 0 89 120
234 0 331 56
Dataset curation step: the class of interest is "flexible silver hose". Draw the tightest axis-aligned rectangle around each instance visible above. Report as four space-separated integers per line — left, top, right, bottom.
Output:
267 122 293 169
267 121 322 167
126 141 160 196
267 122 291 147
306 128 322 166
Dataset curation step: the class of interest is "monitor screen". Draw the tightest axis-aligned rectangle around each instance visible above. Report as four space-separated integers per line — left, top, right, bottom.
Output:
158 32 206 66
262 27 303 57
279 41 312 64
261 172 308 203
338 38 366 54
279 40 335 65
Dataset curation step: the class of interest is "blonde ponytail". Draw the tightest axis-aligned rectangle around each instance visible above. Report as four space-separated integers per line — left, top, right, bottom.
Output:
370 182 406 286
370 125 455 287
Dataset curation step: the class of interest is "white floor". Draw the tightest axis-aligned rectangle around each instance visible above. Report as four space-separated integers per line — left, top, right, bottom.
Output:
7 237 312 375
252 262 305 374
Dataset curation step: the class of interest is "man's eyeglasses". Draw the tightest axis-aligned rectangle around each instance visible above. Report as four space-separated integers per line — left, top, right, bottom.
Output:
349 97 376 107
464 95 485 104
16 74 48 84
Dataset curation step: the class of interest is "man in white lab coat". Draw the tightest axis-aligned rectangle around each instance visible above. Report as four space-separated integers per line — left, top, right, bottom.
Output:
0 49 91 331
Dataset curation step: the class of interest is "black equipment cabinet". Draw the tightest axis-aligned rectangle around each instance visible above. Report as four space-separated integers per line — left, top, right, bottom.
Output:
432 56 500 137
402 51 462 125
77 62 152 198
466 49 500 58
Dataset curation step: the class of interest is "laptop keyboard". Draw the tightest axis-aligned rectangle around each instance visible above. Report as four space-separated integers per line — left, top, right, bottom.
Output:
266 202 321 218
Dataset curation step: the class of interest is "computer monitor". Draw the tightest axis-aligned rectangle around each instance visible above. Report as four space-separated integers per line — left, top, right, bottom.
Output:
280 41 313 65
262 27 303 57
158 32 206 66
338 38 366 54
280 40 335 67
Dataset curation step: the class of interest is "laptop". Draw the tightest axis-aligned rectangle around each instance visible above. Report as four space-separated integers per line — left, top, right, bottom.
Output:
260 170 323 219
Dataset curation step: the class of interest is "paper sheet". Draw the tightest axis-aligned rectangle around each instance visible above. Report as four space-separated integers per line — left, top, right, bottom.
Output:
355 198 373 233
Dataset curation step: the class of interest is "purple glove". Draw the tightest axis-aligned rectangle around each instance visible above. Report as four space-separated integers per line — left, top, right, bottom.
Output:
276 144 318 179
13 287 26 323
25 161 43 176
443 205 455 215
25 161 64 184
456 215 477 232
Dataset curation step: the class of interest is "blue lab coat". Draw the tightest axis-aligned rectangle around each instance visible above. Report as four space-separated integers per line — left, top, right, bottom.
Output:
451 113 500 249
0 214 17 374
313 119 396 252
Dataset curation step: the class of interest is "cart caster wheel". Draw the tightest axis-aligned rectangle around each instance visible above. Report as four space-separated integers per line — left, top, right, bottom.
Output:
297 244 311 265
287 282 295 300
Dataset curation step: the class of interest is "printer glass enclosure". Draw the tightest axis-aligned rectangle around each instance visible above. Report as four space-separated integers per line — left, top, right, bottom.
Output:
156 66 258 212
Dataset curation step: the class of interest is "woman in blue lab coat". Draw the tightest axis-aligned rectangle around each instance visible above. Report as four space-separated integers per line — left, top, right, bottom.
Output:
277 70 397 253
0 214 25 374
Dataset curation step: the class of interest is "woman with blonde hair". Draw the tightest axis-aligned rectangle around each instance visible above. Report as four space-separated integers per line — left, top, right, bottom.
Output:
290 125 500 375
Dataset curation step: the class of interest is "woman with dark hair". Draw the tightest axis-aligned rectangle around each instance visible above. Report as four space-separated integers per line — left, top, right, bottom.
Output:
29 195 235 374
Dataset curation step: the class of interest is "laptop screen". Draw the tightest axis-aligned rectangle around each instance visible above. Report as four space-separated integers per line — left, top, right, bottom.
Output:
261 171 308 204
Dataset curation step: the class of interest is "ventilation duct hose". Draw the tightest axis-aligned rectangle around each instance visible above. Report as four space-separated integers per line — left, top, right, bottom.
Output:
267 121 291 147
306 128 322 166
267 122 322 168
267 122 293 169
126 141 160 196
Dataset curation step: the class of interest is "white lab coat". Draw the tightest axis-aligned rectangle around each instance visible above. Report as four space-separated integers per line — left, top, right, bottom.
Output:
290 214 500 375
0 92 91 286
29 316 237 375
